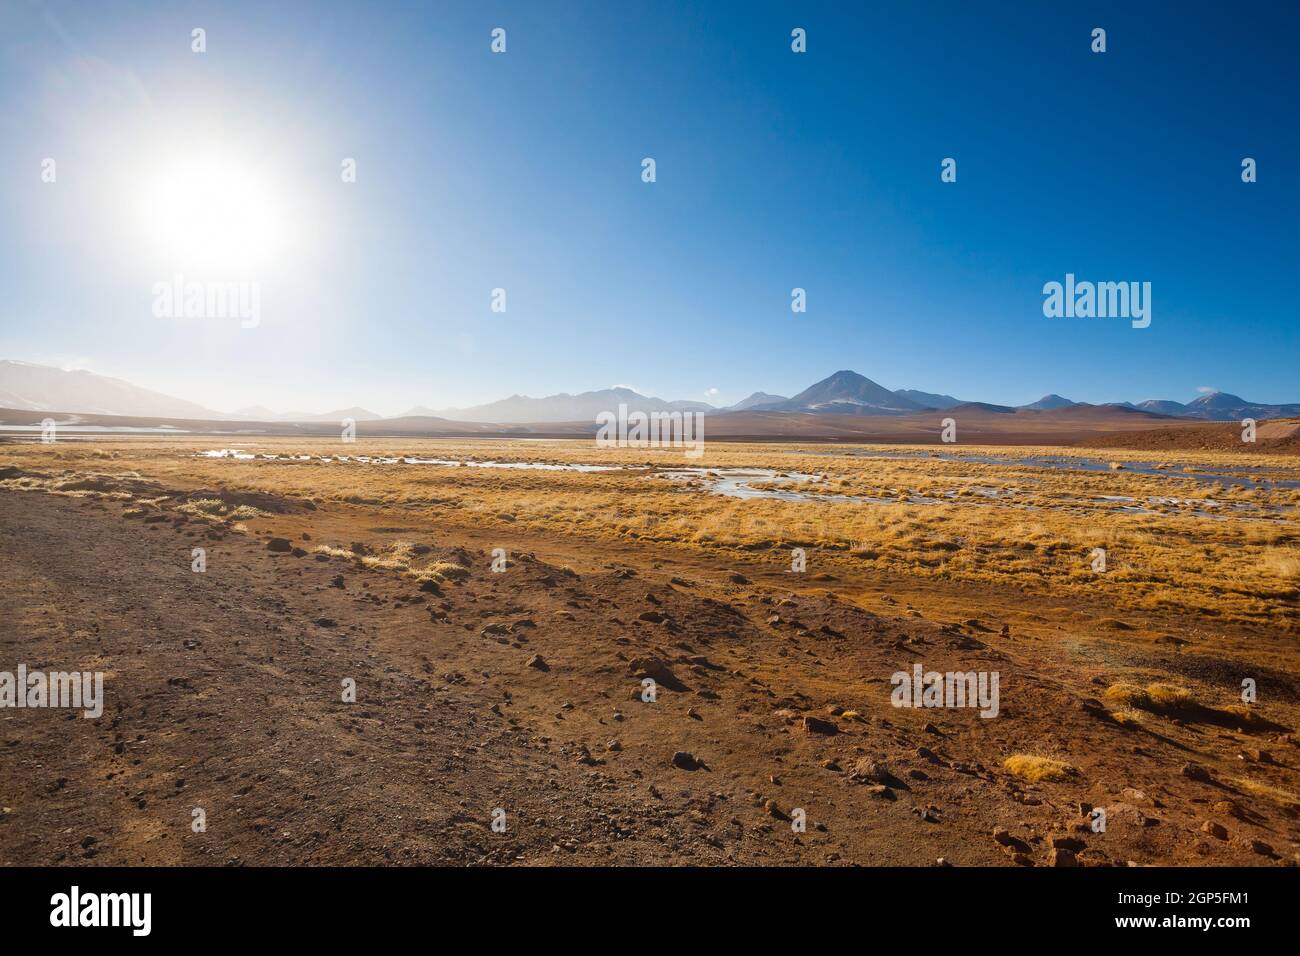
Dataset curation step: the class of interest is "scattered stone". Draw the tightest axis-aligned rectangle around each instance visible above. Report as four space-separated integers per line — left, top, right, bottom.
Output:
1181 763 1213 783
266 537 293 552
1048 847 1079 867
1048 834 1087 852
915 746 941 763
1240 748 1275 765
763 799 789 820
1200 820 1228 840
848 759 905 788
992 827 1031 853
801 715 839 736
671 751 704 771
627 657 678 686
525 655 549 671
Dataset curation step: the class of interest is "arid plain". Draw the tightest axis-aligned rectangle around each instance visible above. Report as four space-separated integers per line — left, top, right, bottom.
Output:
1 436 1297 866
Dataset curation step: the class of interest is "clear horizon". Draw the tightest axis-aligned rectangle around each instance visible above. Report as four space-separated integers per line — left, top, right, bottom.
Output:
0 357 1286 420
2 1 1297 415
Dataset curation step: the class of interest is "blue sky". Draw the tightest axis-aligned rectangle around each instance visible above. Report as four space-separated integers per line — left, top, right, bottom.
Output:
1 0 1296 415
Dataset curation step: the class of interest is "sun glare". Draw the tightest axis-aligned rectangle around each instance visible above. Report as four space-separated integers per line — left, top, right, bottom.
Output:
137 153 286 274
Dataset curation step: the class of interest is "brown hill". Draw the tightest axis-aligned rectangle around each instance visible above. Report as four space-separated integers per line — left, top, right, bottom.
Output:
1076 418 1300 455
1 403 1211 446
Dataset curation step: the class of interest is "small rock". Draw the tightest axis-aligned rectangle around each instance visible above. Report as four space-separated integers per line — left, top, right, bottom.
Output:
628 656 678 685
801 715 839 735
1048 834 1087 852
993 827 1031 853
1200 820 1228 840
763 799 789 820
671 751 704 771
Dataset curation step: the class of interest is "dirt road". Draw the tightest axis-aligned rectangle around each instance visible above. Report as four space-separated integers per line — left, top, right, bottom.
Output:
1 488 1296 866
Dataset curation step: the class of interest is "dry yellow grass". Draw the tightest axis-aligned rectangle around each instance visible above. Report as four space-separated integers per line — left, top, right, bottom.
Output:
311 539 464 583
2 437 1297 627
1004 754 1076 782
1105 682 1198 714
1232 778 1300 810
176 498 265 521
1220 703 1267 728
1145 683 1197 712
1109 709 1145 727
312 544 355 559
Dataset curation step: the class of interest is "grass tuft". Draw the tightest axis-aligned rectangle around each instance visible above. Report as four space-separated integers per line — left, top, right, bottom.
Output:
1004 754 1076 782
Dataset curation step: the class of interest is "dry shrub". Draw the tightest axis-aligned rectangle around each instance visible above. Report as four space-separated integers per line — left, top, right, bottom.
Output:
1105 681 1197 714
1004 754 1076 782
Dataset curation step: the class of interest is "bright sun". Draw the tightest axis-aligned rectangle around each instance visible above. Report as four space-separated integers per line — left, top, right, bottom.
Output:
137 153 286 274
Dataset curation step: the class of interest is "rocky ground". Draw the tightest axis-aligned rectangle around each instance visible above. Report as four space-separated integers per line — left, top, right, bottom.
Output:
1 477 1298 866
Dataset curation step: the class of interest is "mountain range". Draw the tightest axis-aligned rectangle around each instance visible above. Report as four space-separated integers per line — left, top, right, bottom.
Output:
2 360 1297 425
